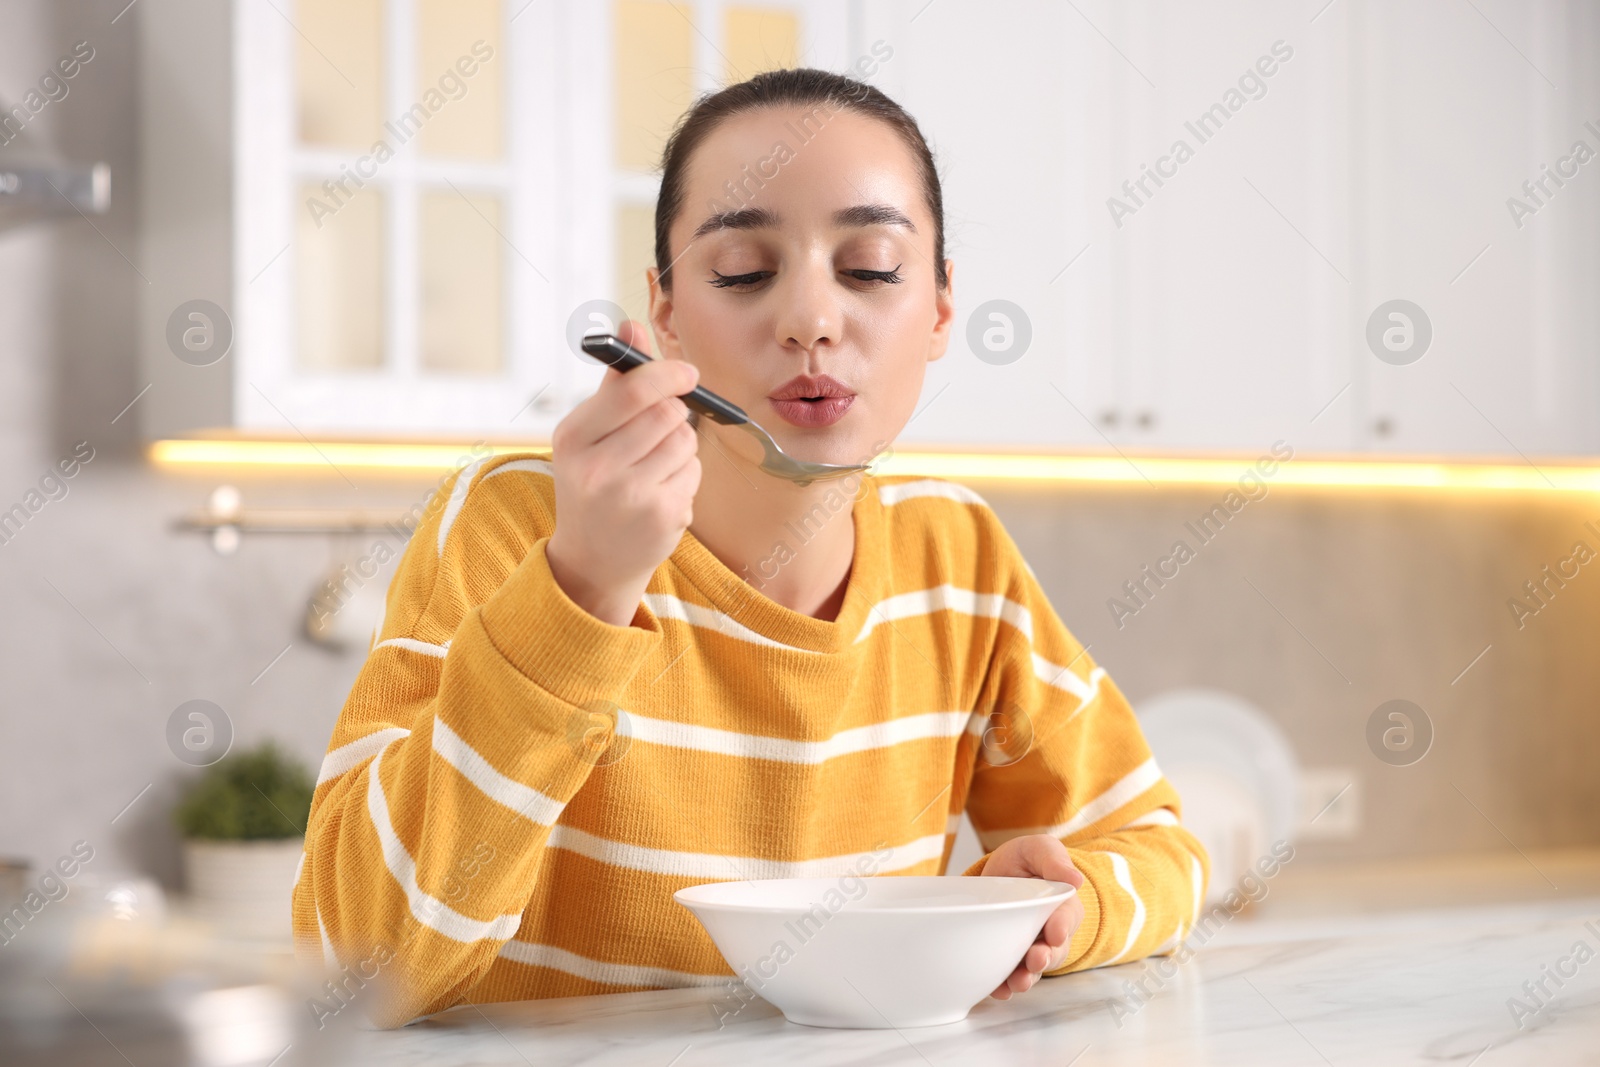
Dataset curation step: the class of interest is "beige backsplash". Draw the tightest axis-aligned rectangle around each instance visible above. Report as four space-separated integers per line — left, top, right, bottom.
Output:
3 454 1597 889
980 479 1600 866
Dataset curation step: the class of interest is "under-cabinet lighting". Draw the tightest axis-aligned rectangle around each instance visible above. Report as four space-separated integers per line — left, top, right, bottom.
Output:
147 438 1600 493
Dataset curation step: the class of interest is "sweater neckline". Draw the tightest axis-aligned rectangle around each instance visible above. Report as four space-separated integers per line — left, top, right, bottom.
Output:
661 476 887 655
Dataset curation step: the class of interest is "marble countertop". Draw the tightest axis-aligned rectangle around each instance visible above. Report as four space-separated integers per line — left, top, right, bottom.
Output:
14 849 1598 1064
350 890 1600 1066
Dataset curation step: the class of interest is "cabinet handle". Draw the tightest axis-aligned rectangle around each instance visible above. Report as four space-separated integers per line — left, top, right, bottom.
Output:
1373 416 1394 438
1099 409 1119 428
1136 410 1156 429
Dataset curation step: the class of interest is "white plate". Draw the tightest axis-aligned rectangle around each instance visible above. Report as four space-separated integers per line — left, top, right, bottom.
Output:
1136 688 1302 905
1135 688 1300 846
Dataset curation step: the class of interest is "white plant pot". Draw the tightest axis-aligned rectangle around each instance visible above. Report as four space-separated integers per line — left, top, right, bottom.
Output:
183 837 303 942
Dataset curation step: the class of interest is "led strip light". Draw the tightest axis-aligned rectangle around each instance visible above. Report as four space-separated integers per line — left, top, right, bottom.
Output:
147 439 1600 493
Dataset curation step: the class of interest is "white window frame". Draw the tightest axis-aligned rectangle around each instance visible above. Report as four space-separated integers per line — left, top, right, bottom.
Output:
232 0 854 436
234 0 584 435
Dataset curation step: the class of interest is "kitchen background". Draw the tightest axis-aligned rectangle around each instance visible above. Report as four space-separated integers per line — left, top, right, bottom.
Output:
4 0 1600 915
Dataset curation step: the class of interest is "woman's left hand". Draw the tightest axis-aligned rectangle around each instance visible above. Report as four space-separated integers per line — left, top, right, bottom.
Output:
978 834 1086 999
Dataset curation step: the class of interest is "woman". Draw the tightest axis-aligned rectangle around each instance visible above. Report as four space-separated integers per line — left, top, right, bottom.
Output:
294 67 1208 1028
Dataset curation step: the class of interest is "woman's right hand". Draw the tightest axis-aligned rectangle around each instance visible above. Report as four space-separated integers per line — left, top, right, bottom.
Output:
545 321 703 627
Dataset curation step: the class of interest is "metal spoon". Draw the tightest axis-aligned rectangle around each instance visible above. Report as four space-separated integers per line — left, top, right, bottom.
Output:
579 333 873 487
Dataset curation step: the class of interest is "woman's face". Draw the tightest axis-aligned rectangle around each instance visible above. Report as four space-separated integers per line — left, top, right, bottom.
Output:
647 106 956 474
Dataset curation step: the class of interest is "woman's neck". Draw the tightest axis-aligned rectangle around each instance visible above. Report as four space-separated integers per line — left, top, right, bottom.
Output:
687 457 858 622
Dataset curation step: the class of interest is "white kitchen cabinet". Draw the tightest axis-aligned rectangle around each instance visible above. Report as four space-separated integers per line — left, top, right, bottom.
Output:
881 0 1598 459
139 0 1600 459
1347 0 1600 458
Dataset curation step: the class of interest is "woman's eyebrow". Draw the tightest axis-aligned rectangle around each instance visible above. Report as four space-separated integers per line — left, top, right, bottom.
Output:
690 203 918 241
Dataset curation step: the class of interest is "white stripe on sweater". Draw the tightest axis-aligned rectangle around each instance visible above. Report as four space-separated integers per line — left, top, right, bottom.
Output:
1033 656 1103 704
975 757 1165 848
644 586 1101 692
1150 920 1185 957
317 907 340 970
431 716 566 825
373 637 450 658
1100 850 1146 964
369 594 387 653
496 940 730 989
642 593 803 652
436 458 494 555
1190 854 1204 929
545 824 948 880
317 727 413 786
481 457 555 482
855 584 1033 645
877 479 989 508
623 708 976 763
366 744 525 944
1118 808 1179 829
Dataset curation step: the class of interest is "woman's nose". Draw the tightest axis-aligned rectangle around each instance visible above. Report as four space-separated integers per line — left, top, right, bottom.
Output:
772 258 843 357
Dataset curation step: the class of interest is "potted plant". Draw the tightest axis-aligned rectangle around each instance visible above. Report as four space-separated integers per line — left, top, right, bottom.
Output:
174 740 313 941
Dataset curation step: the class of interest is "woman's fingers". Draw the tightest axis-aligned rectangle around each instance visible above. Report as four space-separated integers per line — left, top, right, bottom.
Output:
990 901 1081 1000
632 417 700 487
568 357 697 459
1040 896 1083 953
545 318 702 624
991 960 1041 999
591 387 690 471
980 836 1085 1000
989 940 1046 999
983 835 1084 887
1024 837 1084 887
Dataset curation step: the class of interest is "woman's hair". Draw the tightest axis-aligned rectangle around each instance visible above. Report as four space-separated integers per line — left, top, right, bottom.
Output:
654 67 948 293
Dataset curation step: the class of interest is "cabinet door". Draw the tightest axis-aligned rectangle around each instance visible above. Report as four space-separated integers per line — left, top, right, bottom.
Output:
1107 4 1356 456
868 0 1113 450
1352 0 1600 458
878 0 1357 455
870 0 1599 459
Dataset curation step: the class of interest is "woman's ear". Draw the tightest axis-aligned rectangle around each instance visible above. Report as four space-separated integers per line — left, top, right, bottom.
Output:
645 266 681 359
927 258 956 363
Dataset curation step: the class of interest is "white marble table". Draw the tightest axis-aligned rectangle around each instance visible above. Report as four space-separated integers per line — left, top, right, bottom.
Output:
352 895 1600 1066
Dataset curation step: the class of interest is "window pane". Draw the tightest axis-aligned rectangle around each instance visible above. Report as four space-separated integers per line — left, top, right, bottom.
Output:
420 191 504 374
615 1 695 170
615 202 655 330
296 184 385 370
723 8 798 84
416 0 503 159
296 0 385 150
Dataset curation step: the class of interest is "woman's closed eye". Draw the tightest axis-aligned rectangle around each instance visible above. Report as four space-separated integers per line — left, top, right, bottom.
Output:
707 265 904 291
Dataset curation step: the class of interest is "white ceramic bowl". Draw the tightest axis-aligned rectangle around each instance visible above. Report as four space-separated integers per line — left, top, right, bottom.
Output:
674 875 1076 1029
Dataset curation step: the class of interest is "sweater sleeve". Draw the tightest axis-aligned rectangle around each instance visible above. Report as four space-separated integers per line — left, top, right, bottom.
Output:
290 459 663 1027
957 519 1210 977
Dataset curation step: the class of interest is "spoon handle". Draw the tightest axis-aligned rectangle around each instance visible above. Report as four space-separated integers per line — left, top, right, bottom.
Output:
579 334 749 427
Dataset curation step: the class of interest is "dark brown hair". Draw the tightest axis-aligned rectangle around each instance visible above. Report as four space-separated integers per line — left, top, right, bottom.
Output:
654 67 948 293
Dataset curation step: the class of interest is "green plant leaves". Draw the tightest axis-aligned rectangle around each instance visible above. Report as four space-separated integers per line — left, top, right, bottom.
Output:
174 740 314 841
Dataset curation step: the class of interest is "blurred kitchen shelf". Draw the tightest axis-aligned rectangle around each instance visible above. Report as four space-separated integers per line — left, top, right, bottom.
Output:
174 506 415 535
0 161 111 232
172 483 424 552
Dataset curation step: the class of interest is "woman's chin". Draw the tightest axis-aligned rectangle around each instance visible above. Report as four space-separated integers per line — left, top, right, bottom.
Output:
788 432 887 475
702 405 887 481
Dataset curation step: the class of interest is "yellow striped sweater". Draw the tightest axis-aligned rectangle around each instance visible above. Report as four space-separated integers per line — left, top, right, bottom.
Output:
291 449 1210 1026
